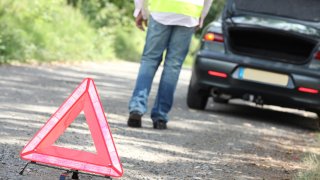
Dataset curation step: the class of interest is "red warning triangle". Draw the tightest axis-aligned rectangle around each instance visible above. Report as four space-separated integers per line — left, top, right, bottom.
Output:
20 78 123 177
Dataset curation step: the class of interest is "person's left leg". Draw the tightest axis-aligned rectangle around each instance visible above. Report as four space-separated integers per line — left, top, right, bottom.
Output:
151 25 195 128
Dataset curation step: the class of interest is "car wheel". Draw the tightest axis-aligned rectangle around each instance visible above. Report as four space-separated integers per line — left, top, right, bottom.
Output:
187 78 209 110
316 118 320 131
316 112 320 131
314 112 320 131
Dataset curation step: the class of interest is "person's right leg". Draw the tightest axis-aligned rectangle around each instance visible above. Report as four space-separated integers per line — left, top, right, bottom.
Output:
128 17 172 127
151 25 195 129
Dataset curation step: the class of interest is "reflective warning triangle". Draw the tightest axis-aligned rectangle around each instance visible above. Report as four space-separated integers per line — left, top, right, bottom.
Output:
20 78 123 177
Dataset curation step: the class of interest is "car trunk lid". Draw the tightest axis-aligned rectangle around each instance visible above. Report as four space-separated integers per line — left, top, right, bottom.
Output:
232 0 320 22
223 0 320 64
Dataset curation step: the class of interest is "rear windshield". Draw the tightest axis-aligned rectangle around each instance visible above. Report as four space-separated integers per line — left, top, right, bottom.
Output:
235 0 320 22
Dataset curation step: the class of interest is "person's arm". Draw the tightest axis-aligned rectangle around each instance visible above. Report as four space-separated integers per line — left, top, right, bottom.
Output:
134 0 148 31
199 0 214 28
134 0 148 19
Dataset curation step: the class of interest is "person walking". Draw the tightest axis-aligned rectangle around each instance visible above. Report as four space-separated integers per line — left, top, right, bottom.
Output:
128 0 213 129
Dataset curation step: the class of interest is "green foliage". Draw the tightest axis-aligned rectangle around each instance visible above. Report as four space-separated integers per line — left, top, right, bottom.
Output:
108 0 135 17
66 0 134 28
204 0 226 26
0 0 225 63
114 29 145 62
0 0 114 63
185 36 200 66
66 0 139 61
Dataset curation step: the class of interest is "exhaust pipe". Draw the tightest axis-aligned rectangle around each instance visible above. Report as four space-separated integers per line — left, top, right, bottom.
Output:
211 88 220 97
211 88 231 100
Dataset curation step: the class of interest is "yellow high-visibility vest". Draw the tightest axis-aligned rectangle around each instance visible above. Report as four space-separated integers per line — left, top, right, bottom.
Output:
149 0 204 18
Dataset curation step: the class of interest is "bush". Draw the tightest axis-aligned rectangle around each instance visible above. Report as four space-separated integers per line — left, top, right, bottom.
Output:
72 0 143 61
114 28 145 62
0 0 225 63
0 0 114 63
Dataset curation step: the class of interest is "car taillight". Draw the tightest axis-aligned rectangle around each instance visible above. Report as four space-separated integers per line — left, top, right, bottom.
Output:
208 70 228 78
315 51 320 60
203 32 224 42
298 87 319 94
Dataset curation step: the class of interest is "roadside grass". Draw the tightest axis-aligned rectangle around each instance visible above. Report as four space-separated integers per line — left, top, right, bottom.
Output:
294 134 320 180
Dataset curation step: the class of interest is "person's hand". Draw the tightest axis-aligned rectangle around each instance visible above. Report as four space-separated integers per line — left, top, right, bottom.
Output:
136 11 148 31
195 18 203 31
195 25 201 31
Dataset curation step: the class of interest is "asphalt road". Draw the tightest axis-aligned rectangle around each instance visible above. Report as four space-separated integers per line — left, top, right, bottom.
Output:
0 61 319 180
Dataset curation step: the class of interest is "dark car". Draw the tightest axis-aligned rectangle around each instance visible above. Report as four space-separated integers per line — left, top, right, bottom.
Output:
187 0 320 125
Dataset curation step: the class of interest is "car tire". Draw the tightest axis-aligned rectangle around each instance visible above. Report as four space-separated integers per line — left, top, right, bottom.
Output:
313 112 320 131
316 113 320 129
316 118 320 131
187 77 209 110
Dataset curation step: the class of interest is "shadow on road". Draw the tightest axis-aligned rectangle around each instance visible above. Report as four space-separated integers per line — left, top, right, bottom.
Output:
206 99 319 130
0 63 319 179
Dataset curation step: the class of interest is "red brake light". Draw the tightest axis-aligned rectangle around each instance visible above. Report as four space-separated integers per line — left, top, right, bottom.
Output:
208 70 228 78
315 51 320 60
204 33 215 41
203 32 224 42
298 87 319 94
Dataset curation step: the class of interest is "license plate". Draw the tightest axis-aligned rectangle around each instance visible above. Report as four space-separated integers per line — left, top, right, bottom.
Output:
238 67 289 87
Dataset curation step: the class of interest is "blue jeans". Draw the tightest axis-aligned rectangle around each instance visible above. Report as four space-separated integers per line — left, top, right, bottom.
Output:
128 16 195 122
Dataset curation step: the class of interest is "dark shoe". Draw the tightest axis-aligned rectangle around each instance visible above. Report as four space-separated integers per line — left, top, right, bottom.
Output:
127 112 142 128
153 120 167 129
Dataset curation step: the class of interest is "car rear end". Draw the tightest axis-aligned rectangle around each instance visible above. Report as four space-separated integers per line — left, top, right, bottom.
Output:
188 0 320 115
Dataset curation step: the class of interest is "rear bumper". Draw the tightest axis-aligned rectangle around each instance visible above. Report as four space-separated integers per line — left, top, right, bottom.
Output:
193 51 320 112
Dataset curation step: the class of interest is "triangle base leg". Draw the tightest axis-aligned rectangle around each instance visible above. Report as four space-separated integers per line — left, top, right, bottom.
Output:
19 161 112 179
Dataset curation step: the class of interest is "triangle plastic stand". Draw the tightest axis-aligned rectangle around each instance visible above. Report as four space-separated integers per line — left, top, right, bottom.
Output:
20 78 123 177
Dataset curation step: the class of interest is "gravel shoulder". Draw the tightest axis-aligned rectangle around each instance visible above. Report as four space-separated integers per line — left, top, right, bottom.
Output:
0 61 320 180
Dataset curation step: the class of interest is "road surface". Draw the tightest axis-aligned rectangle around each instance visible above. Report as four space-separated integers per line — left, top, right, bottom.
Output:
0 61 319 179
